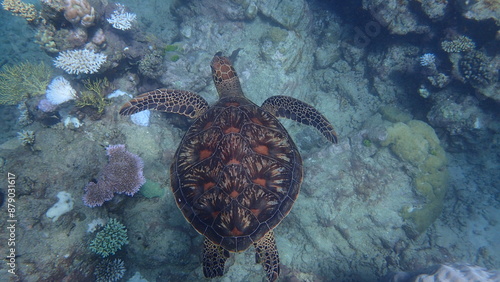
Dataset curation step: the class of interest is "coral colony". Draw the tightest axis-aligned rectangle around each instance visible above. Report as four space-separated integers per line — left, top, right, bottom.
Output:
53 49 107 75
82 144 145 207
89 218 129 257
94 258 126 282
45 76 77 105
419 53 436 67
38 76 77 112
107 3 136 30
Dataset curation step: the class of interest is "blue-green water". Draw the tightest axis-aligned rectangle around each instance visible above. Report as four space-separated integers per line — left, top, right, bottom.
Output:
0 0 499 281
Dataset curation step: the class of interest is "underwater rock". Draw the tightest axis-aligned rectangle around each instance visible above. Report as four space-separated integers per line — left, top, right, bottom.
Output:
383 263 500 282
362 0 430 35
258 0 310 30
416 0 448 20
458 0 500 25
130 110 150 127
427 95 494 152
260 27 304 73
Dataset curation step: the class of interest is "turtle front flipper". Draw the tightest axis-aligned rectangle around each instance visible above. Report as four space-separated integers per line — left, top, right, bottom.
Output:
119 88 209 119
261 95 338 143
254 231 280 282
203 238 230 278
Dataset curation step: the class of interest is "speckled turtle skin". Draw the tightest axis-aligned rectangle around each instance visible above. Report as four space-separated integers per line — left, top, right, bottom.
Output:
120 53 337 281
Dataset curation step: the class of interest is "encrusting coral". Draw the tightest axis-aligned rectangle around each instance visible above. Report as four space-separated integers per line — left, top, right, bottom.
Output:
381 119 448 237
0 61 53 105
82 144 145 207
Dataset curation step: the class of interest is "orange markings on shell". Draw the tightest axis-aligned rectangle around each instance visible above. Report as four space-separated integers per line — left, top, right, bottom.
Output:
250 117 263 125
203 181 215 191
230 227 244 236
254 145 269 156
253 178 266 187
202 121 213 130
199 149 212 160
229 190 239 198
250 208 261 217
224 126 240 134
227 158 240 165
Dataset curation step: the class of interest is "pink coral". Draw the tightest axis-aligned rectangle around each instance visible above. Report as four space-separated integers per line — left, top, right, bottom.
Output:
83 144 145 207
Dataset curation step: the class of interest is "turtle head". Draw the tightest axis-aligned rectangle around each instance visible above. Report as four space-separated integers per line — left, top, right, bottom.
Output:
211 52 244 98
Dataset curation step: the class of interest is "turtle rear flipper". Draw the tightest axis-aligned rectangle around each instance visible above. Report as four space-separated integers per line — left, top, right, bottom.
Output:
203 238 229 278
261 95 338 143
254 231 280 282
119 88 209 119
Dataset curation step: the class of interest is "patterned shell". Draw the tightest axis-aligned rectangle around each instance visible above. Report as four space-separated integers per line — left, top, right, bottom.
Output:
171 95 302 252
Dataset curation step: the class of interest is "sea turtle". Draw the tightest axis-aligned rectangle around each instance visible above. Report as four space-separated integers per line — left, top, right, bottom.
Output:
119 52 337 281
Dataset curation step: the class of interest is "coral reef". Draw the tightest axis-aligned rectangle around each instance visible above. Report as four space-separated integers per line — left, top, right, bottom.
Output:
17 130 35 146
2 0 38 22
89 218 129 257
107 3 136 30
459 50 495 87
138 50 165 79
63 0 95 28
427 94 494 151
82 144 145 207
362 0 429 35
94 258 126 282
419 53 436 68
0 61 52 105
441 36 476 53
54 49 107 75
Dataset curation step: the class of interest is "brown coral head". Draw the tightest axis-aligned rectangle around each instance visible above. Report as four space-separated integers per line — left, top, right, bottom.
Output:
63 0 95 27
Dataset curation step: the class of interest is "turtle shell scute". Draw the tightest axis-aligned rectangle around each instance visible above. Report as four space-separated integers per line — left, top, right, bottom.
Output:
171 97 302 252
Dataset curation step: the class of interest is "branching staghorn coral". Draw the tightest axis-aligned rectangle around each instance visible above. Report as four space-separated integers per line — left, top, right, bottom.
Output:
0 61 53 105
